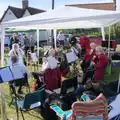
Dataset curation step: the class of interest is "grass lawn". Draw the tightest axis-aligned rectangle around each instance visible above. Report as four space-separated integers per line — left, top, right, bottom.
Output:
104 67 120 83
1 50 120 120
1 66 119 120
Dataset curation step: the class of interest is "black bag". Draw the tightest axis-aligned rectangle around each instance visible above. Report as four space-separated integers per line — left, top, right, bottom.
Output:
48 93 68 111
40 102 58 120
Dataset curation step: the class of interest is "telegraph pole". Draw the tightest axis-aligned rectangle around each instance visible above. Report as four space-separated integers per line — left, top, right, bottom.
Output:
51 0 54 46
52 0 54 9
113 0 117 41
113 0 116 10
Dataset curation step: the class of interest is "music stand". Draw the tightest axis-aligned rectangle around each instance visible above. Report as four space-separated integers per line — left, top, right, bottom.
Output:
65 51 79 76
0 66 25 120
65 51 78 64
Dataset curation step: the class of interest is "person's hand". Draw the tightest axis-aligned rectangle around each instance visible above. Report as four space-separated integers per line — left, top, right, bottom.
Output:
80 60 83 64
91 61 95 65
93 55 96 60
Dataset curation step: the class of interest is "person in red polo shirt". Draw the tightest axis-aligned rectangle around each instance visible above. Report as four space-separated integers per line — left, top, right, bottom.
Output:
81 42 96 73
93 46 108 82
79 33 90 56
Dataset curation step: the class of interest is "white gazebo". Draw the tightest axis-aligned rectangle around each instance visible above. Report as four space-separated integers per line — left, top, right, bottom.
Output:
1 6 120 67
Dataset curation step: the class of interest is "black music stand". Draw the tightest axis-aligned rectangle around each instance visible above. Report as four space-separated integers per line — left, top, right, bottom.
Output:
0 66 25 120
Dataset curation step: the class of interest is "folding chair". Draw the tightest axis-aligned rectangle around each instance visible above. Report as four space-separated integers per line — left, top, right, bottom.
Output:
50 93 108 120
53 76 77 96
32 72 44 91
17 87 45 120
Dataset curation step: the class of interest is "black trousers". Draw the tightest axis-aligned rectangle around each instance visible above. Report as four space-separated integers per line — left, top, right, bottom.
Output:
25 46 29 56
81 60 91 73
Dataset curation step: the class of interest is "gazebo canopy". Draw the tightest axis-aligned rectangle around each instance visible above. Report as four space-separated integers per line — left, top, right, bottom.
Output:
2 6 120 29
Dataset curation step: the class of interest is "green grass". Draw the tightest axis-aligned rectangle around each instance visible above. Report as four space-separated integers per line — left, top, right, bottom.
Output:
1 52 120 120
104 67 120 83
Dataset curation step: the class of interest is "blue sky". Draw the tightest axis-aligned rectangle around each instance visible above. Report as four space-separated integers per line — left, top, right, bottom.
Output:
0 0 120 18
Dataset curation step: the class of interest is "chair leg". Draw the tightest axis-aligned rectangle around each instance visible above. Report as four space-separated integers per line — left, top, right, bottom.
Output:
26 81 30 92
9 97 14 107
14 97 19 120
20 109 25 120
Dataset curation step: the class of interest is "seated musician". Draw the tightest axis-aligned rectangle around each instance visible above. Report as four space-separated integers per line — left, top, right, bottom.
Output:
79 33 90 56
92 45 108 82
10 55 30 93
81 42 96 73
70 36 81 58
81 43 96 85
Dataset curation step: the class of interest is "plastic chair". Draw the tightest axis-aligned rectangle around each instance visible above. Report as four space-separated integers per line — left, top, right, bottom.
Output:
17 87 45 120
50 93 108 120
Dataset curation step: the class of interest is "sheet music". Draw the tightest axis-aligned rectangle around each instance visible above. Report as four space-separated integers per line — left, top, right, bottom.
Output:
31 53 38 62
0 67 14 83
30 102 41 109
47 56 58 69
66 51 78 63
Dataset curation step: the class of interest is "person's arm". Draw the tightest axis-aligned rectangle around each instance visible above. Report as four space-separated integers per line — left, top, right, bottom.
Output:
95 56 108 68
42 62 50 72
8 50 13 57
19 48 24 56
22 64 30 78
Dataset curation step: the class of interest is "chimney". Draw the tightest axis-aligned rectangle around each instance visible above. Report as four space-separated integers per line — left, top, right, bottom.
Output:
22 0 29 9
113 0 116 10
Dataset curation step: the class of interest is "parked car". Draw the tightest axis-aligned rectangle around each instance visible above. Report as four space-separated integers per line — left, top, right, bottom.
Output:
64 34 72 41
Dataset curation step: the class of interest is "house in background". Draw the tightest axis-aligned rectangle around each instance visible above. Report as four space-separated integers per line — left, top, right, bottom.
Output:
0 0 51 47
66 0 116 11
0 0 46 23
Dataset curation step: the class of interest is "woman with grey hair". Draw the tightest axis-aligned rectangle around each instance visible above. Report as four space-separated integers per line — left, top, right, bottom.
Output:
93 45 108 82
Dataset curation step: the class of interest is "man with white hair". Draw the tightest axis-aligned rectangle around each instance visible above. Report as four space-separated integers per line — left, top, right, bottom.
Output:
10 55 30 93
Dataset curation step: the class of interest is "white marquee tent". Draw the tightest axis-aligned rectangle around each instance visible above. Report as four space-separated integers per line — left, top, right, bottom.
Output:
2 6 120 29
1 6 120 66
